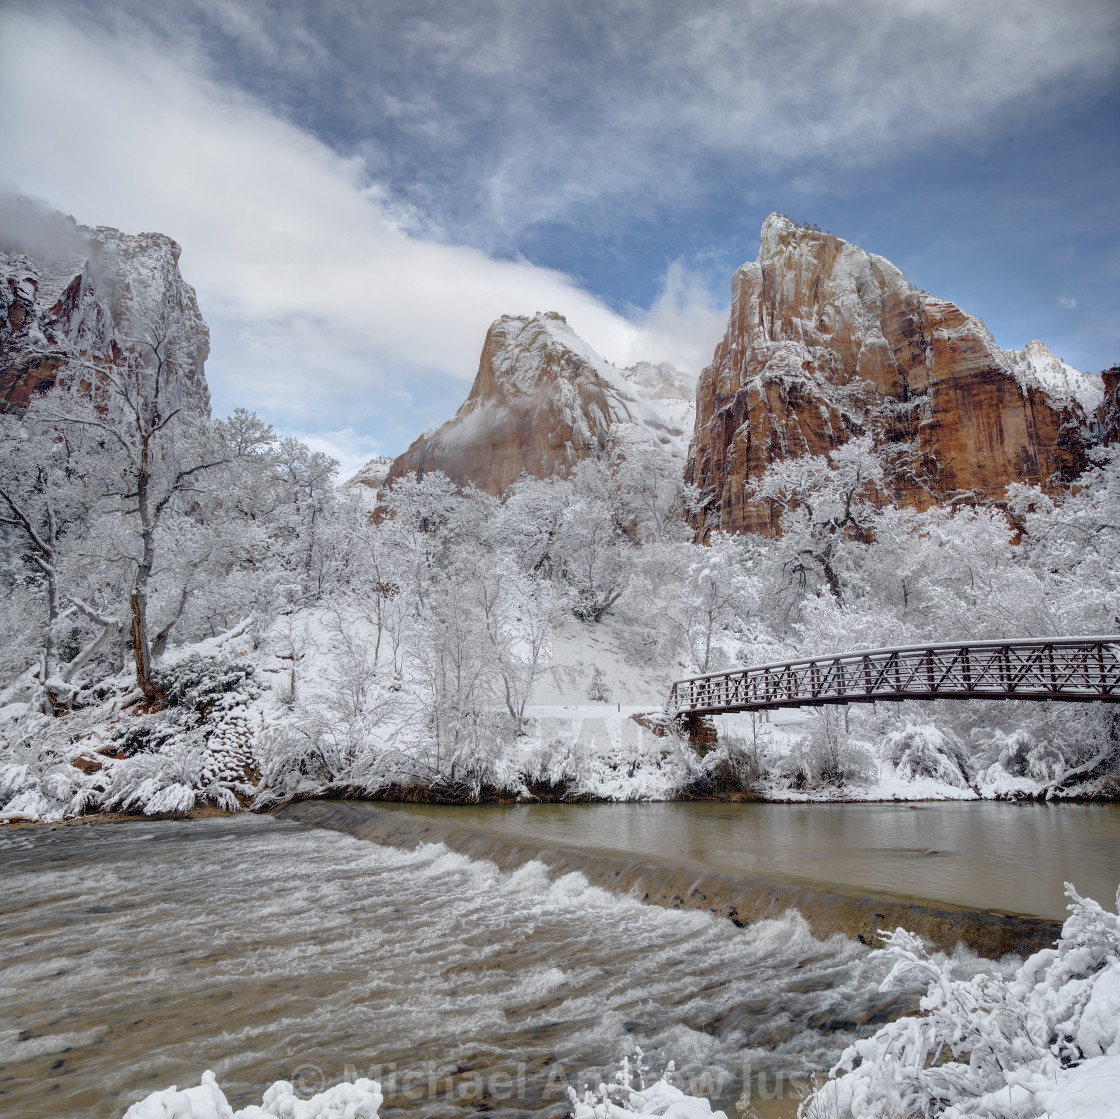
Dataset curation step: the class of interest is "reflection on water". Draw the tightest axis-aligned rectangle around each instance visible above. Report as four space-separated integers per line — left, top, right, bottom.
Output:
372 800 1120 920
0 816 943 1119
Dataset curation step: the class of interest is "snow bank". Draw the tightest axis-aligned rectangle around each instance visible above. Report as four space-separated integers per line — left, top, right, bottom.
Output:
126 1061 723 1119
569 1077 724 1119
123 1070 382 1119
803 883 1120 1119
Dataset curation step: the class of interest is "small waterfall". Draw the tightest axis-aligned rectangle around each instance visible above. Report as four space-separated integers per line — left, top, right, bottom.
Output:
275 800 1060 958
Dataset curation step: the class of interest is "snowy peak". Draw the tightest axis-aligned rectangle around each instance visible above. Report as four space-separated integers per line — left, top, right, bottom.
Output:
379 311 693 496
688 214 1099 536
465 311 688 441
0 204 210 415
343 455 395 505
1002 339 1103 413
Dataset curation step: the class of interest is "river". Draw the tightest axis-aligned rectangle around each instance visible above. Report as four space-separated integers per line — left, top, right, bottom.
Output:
1 801 1117 1118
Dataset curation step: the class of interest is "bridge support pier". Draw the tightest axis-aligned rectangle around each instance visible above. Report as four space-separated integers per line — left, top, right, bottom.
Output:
677 714 718 755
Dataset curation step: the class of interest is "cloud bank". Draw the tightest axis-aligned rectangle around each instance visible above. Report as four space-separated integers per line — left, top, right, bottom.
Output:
55 0 1120 247
0 11 718 475
2 2 1117 473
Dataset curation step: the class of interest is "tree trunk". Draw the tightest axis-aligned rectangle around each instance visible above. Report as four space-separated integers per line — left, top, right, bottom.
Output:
130 589 158 700
151 582 191 659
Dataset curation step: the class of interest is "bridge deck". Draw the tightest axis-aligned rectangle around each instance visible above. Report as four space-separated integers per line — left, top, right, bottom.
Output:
668 636 1120 716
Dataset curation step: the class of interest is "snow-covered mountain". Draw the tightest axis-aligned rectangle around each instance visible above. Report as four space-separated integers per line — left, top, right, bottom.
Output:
344 455 395 504
379 311 694 496
1003 339 1103 412
0 203 210 415
687 213 1105 536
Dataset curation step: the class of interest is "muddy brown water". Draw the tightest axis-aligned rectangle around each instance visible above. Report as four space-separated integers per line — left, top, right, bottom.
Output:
1 801 1116 1118
282 800 1120 956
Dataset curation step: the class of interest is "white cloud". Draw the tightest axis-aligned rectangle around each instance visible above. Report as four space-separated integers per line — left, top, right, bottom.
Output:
628 262 728 378
1057 294 1077 310
0 11 720 454
115 0 1115 244
295 428 388 483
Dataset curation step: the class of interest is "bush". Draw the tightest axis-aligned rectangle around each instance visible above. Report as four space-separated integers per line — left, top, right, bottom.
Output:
804 884 1120 1118
883 723 970 787
778 713 877 790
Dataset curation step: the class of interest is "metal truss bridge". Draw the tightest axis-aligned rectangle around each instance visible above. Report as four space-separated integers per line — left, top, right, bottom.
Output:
668 636 1120 717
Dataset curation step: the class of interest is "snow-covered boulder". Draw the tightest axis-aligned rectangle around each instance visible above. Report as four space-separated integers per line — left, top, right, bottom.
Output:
123 1070 383 1119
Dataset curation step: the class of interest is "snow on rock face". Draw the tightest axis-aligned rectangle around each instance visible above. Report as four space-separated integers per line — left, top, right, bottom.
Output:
688 212 1102 536
344 455 395 505
0 205 210 415
382 312 694 495
1004 338 1104 412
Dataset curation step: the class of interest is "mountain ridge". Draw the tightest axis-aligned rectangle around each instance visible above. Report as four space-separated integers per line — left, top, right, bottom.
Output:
0 206 210 416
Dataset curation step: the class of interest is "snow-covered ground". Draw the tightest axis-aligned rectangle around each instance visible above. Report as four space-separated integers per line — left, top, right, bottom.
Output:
2 598 1111 826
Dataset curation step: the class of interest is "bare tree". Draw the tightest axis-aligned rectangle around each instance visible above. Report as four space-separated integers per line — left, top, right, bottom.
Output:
0 414 119 709
49 302 233 698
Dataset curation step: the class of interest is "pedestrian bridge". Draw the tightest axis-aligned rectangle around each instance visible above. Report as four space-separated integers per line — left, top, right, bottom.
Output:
668 636 1120 716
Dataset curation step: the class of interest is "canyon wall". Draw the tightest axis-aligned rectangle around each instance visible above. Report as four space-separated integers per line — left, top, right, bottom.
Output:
1 206 210 416
686 214 1103 536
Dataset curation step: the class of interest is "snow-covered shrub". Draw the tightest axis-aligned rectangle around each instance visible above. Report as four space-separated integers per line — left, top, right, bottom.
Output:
0 705 95 821
777 714 876 791
109 656 260 772
86 656 262 816
974 706 1120 798
568 1051 726 1119
522 719 697 802
123 1068 383 1119
803 883 1120 1119
158 655 258 711
882 723 970 788
255 656 402 801
523 733 596 796
691 731 773 795
101 736 248 816
587 665 614 702
0 732 85 821
994 729 1066 783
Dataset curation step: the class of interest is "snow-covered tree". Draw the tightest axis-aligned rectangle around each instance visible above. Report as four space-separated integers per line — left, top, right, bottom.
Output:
751 436 886 609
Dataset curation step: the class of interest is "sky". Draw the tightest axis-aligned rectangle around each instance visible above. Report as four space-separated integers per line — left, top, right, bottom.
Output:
1 0 1118 479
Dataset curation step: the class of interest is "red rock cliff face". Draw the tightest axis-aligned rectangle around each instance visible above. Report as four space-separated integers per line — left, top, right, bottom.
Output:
1 214 210 416
686 214 1101 537
382 312 692 496
1095 365 1120 446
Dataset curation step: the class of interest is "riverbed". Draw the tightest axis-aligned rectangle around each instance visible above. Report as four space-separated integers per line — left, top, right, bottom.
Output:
2 801 1116 1118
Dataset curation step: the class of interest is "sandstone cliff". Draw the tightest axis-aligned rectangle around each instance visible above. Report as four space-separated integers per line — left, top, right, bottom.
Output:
1095 365 1120 447
0 204 210 416
380 312 693 496
686 213 1103 536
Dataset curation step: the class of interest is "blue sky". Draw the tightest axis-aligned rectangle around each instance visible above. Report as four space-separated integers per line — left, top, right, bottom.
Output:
1 1 1118 477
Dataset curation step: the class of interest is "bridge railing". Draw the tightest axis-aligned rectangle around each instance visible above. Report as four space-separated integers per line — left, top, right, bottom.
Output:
667 636 1120 715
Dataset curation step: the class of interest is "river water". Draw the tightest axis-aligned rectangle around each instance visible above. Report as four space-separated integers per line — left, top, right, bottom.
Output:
1 802 1117 1118
367 800 1120 921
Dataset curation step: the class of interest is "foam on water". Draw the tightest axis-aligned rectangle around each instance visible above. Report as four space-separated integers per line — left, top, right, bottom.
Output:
0 816 999 1118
